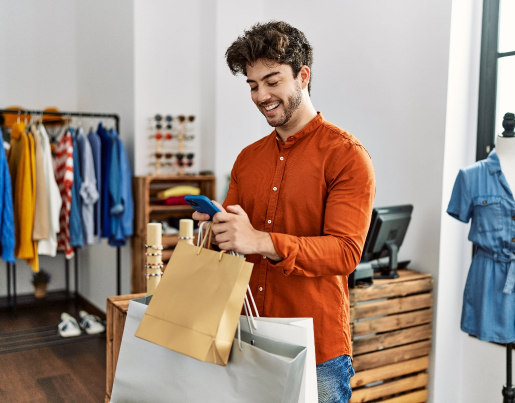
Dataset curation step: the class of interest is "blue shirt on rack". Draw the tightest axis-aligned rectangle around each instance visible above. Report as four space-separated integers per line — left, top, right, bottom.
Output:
69 129 84 247
0 128 15 263
98 123 113 239
108 130 134 246
447 149 515 343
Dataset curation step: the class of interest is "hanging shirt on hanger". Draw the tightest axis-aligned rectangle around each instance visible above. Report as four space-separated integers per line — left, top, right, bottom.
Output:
69 128 84 248
56 128 74 259
76 128 99 245
98 123 113 239
0 127 15 264
109 131 134 246
38 124 62 257
7 122 39 272
31 124 49 241
87 127 102 244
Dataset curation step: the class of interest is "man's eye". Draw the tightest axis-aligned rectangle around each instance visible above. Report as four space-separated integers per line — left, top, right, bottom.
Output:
268 82 278 86
250 87 258 91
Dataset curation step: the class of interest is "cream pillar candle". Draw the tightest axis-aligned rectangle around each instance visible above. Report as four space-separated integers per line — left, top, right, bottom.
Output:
146 223 163 296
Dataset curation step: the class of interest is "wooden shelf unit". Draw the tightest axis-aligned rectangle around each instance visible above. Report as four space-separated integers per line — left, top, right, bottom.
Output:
131 175 216 293
349 269 433 403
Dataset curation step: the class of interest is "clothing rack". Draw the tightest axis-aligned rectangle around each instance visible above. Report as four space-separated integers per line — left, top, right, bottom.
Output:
1 109 123 315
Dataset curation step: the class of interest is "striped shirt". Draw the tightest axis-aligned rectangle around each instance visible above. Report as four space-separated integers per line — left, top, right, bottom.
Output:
55 130 74 259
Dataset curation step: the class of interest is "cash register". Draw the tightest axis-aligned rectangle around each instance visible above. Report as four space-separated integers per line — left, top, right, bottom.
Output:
348 204 413 288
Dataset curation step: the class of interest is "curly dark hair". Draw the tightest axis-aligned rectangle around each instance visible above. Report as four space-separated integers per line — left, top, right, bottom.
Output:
225 21 314 94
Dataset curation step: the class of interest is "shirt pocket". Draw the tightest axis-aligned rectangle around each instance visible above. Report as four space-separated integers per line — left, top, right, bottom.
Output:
473 196 503 233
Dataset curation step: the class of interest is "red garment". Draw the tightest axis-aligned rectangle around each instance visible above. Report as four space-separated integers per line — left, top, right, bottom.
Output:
153 195 189 206
223 113 376 364
55 131 74 259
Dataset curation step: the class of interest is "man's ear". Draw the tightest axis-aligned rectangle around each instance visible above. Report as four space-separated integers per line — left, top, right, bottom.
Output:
299 65 310 90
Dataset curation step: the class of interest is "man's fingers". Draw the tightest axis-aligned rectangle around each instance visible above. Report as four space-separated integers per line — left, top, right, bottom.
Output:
192 211 210 222
226 205 246 216
211 200 226 213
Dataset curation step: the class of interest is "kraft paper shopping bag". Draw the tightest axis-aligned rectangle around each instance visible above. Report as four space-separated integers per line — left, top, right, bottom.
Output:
135 225 253 366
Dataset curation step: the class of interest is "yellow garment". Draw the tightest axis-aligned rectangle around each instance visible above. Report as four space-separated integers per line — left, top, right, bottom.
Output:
8 122 39 272
157 185 200 200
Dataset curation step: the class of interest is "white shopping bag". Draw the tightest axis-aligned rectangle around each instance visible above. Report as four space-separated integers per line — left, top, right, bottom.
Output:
239 316 318 403
111 297 307 403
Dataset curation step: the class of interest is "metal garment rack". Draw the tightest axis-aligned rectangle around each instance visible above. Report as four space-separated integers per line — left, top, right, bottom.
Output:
1 109 123 315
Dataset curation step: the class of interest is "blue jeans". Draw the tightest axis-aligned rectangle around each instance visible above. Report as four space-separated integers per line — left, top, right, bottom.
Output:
316 355 354 403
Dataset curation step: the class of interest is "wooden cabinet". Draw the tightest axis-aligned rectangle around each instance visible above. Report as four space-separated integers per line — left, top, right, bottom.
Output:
131 175 216 293
349 269 433 403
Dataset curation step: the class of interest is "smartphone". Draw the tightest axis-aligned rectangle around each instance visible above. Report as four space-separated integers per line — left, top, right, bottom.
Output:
185 195 221 217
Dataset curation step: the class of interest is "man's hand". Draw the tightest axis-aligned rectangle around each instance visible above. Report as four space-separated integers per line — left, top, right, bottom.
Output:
191 202 226 246
212 203 281 260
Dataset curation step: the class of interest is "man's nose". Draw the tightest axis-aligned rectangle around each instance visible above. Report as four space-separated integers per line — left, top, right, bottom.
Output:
256 87 272 104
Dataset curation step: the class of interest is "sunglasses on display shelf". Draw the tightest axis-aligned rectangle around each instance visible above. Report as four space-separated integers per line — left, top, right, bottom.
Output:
154 152 174 160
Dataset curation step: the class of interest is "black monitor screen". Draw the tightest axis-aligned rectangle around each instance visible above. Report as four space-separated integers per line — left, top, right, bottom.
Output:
361 204 413 278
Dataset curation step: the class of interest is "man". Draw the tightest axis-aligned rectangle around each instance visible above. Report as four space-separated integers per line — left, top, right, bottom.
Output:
192 21 375 403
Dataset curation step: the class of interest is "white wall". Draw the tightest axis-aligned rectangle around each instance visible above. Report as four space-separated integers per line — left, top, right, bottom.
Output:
133 0 203 177
0 0 79 297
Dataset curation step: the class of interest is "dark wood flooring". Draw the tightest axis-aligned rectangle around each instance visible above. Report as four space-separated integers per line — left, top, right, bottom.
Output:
0 296 106 402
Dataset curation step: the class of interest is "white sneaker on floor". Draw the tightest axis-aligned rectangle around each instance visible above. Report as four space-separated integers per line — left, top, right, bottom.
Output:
79 310 106 335
58 313 82 338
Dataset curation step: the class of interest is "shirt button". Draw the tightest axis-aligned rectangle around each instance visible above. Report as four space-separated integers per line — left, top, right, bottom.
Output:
259 287 263 292
512 216 515 220
263 256 267 259
273 187 277 191
482 200 487 205
267 220 272 224
280 157 284 161
512 238 515 242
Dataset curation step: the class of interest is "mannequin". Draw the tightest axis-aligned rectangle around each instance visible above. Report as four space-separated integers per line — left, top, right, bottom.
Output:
447 112 515 403
496 112 515 192
496 112 515 403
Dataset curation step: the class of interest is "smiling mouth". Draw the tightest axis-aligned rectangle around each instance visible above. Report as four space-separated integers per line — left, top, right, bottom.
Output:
263 102 280 114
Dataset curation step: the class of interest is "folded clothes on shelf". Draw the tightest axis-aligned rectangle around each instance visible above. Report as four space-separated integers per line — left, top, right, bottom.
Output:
156 185 200 200
153 195 189 206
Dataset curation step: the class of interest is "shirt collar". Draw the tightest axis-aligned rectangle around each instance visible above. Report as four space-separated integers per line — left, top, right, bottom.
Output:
487 149 502 175
274 112 324 146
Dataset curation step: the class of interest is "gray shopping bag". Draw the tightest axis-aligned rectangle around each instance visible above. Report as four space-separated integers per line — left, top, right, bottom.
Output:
111 297 307 403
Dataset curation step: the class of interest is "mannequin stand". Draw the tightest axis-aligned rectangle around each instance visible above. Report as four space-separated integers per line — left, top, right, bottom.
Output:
504 343 515 403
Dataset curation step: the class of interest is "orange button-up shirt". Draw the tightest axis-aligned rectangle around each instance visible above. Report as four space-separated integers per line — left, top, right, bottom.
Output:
223 112 376 364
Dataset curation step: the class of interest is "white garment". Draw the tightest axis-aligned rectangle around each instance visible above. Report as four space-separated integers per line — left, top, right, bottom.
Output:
38 124 62 256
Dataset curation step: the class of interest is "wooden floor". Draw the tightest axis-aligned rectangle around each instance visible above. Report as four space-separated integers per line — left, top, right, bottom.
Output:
0 298 106 403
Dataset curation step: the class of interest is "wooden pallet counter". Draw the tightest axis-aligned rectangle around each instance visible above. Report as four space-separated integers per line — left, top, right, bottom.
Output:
105 293 145 403
349 269 433 403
